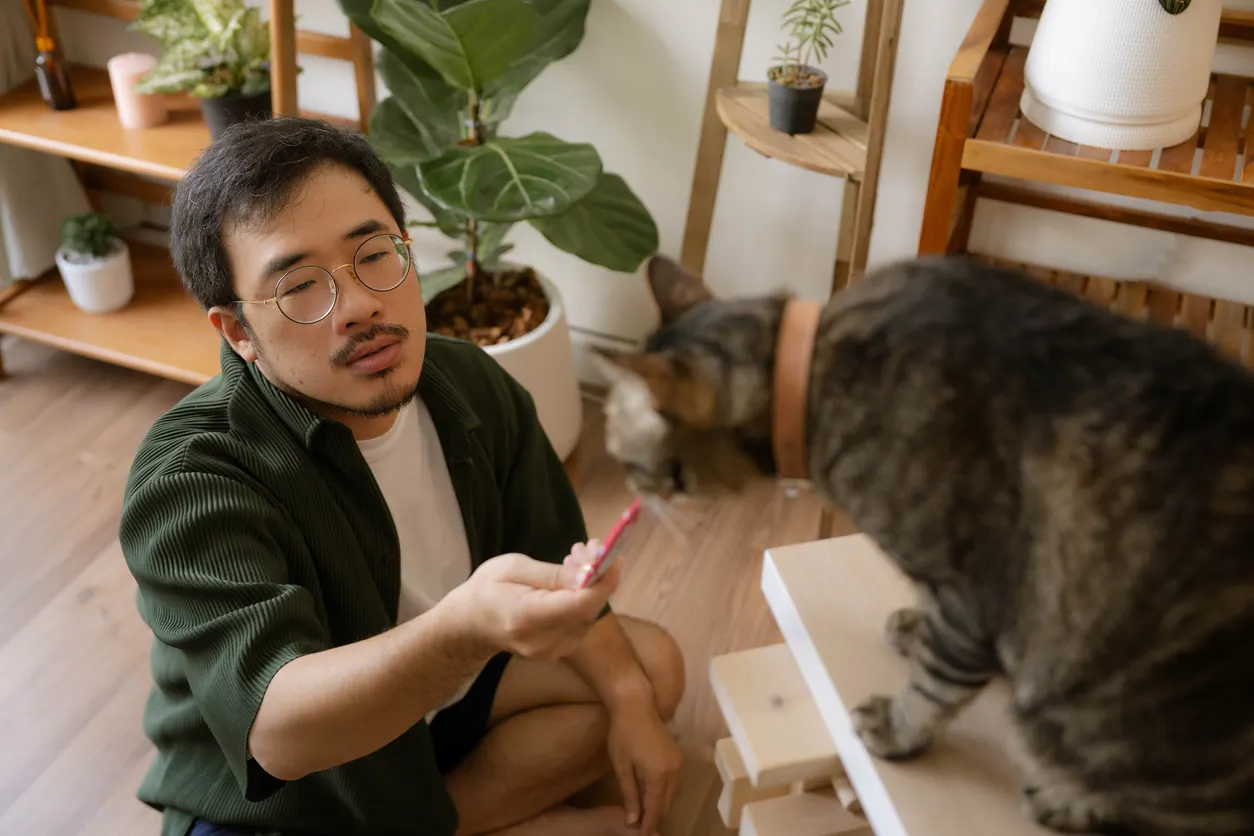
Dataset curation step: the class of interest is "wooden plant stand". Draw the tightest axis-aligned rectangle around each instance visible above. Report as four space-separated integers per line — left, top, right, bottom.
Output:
919 0 1254 369
0 0 376 383
679 0 905 293
710 533 1067 836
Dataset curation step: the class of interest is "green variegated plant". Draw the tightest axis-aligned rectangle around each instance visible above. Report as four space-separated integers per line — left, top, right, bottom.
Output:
130 0 270 99
337 0 659 305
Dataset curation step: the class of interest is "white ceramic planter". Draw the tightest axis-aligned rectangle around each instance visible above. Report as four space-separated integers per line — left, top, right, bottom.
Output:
483 270 583 462
1021 0 1223 150
54 237 135 314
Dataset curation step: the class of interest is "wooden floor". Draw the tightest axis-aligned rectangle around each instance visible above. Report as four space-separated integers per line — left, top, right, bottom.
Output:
0 335 840 835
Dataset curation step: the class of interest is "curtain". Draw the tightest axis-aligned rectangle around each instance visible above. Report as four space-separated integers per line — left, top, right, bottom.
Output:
0 0 92 290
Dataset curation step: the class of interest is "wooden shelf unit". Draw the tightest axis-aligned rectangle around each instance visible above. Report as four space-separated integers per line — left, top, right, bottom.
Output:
679 0 904 293
715 84 868 179
920 0 1254 369
0 65 210 181
0 0 376 383
0 242 221 385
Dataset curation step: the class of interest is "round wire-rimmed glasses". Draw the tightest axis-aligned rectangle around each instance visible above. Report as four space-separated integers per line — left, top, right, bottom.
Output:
235 232 415 324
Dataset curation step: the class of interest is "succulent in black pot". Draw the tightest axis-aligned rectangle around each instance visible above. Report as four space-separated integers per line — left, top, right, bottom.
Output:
766 0 849 136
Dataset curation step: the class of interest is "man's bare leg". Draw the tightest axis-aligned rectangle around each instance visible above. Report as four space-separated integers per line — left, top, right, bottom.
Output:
448 616 685 835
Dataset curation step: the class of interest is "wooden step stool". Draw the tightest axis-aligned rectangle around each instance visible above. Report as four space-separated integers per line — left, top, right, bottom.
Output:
709 643 870 834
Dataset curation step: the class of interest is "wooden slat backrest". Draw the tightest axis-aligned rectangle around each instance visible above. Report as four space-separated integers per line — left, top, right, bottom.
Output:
45 0 376 131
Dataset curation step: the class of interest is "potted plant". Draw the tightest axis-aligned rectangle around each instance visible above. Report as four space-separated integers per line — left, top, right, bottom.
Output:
338 0 659 460
55 213 134 314
767 0 849 135
129 0 273 139
1021 0 1224 150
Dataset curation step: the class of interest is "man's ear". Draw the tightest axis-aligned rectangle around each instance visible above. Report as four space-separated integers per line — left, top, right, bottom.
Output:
647 254 714 325
209 304 259 363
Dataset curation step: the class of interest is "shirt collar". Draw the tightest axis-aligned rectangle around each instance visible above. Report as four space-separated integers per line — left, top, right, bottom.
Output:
222 337 481 451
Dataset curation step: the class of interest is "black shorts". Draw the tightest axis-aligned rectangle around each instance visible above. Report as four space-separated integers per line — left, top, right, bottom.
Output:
187 652 511 836
428 651 511 774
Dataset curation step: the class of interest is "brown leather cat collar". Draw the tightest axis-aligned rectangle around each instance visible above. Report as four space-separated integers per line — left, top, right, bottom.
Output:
771 297 823 481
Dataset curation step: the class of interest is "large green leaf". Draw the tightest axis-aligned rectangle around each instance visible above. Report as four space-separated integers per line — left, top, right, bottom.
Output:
483 0 590 119
369 0 541 94
391 165 466 238
420 264 469 303
370 49 464 163
416 132 601 223
529 173 657 272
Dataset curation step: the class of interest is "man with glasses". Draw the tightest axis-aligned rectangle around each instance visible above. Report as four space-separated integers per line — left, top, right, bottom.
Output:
118 117 685 836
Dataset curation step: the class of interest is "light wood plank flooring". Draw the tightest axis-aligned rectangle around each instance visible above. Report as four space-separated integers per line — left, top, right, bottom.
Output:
0 334 844 835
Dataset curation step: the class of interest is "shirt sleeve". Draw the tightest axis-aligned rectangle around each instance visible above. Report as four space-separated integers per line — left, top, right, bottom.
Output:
119 468 331 802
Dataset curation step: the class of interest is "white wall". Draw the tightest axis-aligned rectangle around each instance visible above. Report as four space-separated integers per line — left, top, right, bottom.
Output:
54 0 1254 385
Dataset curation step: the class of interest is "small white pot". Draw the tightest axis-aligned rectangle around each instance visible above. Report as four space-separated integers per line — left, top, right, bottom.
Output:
1021 0 1224 150
54 237 135 314
483 270 583 462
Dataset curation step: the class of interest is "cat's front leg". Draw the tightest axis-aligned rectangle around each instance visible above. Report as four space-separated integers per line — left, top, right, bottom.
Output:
852 606 998 760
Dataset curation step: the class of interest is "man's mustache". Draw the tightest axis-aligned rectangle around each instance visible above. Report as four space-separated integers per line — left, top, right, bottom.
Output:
331 324 411 367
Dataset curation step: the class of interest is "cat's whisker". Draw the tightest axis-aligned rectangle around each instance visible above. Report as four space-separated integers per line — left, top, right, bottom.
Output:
643 493 691 551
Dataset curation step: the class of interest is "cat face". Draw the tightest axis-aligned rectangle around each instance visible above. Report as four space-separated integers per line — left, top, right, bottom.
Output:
591 256 784 499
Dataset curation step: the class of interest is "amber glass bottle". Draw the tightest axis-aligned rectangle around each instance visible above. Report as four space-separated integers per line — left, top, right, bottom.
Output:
34 36 76 111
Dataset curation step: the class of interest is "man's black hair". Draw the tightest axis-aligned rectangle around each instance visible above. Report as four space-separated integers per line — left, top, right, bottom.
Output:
169 115 408 312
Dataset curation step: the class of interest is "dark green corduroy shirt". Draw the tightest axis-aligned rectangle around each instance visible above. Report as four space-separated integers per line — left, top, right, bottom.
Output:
119 336 592 836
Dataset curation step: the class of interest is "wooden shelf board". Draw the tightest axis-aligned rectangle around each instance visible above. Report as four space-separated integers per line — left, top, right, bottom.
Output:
741 788 872 836
0 241 221 386
716 83 868 179
0 64 211 181
710 643 842 789
961 46 1254 216
761 534 1055 836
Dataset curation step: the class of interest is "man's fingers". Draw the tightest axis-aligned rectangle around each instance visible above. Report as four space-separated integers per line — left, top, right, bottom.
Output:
613 756 640 827
639 773 665 836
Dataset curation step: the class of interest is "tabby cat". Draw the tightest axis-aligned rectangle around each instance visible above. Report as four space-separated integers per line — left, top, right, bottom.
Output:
592 254 1254 835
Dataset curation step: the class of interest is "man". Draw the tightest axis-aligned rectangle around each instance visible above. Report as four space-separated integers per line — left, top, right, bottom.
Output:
118 116 685 836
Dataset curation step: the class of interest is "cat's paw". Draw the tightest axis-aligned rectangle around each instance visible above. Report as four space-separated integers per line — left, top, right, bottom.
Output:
885 607 925 658
1022 782 1120 833
851 695 933 760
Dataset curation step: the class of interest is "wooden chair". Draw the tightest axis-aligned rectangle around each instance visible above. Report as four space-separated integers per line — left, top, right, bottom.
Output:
916 0 1254 370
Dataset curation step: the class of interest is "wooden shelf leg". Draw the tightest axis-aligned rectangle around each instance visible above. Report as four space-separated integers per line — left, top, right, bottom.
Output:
716 737 790 829
679 0 751 278
917 77 973 256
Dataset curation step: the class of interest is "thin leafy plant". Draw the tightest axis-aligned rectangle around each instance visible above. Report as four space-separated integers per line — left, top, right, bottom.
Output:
60 213 119 264
130 0 271 98
338 0 659 346
768 0 849 88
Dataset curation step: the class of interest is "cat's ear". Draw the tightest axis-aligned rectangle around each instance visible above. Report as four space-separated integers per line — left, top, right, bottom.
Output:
590 347 675 390
590 347 717 427
647 254 714 324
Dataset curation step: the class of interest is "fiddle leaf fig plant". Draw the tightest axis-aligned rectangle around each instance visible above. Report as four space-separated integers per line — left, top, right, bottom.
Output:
338 0 659 312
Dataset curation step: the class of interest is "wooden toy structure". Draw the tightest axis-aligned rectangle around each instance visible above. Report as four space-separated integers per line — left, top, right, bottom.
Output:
0 0 375 382
709 534 1063 836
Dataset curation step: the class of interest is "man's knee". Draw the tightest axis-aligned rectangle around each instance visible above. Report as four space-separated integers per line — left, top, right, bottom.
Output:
618 616 686 721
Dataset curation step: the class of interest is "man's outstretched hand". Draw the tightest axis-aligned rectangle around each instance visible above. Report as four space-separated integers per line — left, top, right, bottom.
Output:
447 541 620 662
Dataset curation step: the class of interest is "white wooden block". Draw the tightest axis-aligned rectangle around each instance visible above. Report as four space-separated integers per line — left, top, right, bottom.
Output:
741 788 873 836
761 534 1058 836
710 643 843 788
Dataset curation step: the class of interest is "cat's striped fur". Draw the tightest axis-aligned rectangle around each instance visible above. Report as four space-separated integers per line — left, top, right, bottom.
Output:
593 254 1254 835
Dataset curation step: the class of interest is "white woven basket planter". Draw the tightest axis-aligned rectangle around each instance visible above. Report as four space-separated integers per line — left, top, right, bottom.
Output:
1021 0 1224 151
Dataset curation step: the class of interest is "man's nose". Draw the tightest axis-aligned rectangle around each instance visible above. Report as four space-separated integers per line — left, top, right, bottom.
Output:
330 264 384 330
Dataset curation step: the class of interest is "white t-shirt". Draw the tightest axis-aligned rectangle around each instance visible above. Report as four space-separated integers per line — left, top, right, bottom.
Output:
355 396 478 718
